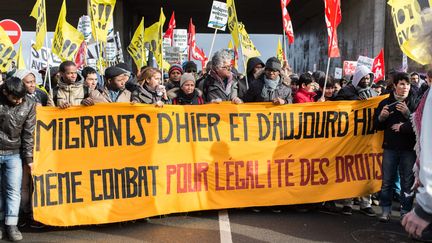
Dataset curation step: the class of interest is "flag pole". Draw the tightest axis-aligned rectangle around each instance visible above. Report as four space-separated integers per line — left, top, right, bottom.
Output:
141 17 144 69
89 1 104 75
237 24 248 90
160 16 164 84
282 29 287 66
208 28 218 60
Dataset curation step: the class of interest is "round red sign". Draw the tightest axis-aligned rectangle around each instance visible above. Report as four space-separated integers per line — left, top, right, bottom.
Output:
0 19 22 45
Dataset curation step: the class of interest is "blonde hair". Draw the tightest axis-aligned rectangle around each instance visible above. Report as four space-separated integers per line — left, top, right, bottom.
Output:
138 67 162 85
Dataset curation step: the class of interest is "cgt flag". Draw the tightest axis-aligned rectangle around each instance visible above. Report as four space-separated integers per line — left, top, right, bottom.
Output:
163 12 176 43
52 0 84 62
372 49 385 83
30 0 47 51
0 26 16 72
188 18 208 65
324 0 342 58
89 0 116 43
280 0 294 44
128 17 146 69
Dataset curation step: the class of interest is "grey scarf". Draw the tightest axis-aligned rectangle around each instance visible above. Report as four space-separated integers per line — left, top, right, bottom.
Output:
261 76 280 101
356 86 374 100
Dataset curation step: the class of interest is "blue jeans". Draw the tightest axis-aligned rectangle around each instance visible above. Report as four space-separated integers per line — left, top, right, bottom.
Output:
0 154 23 225
380 149 416 214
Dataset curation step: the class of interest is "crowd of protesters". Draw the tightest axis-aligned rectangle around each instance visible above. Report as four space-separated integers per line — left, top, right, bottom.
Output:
0 48 431 241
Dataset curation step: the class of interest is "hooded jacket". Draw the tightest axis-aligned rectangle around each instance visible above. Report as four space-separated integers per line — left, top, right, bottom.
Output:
47 74 89 106
0 88 36 160
335 65 378 100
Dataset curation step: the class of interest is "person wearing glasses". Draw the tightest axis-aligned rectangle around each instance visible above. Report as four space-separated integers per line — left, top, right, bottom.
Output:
202 49 242 104
243 57 292 105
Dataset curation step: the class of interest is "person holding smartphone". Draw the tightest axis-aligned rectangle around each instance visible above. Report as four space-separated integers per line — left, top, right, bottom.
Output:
374 72 418 222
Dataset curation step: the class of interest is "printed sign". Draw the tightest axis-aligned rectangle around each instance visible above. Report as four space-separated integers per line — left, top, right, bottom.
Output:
208 1 229 31
173 29 188 52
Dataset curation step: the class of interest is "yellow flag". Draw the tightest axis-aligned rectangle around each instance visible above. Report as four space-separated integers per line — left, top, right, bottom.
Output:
17 42 26 69
276 38 284 63
387 0 432 65
89 0 116 43
144 8 166 69
238 23 260 58
0 26 16 72
30 0 47 51
226 0 240 47
127 17 146 69
52 0 85 61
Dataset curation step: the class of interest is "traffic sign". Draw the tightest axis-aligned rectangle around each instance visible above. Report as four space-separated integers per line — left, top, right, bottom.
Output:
0 19 22 45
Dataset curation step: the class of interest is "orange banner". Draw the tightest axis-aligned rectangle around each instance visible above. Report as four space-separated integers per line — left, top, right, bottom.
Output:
33 97 385 226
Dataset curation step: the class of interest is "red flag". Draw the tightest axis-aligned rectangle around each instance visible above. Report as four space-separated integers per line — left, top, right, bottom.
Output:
188 18 208 63
372 49 385 83
281 0 294 44
163 11 176 41
324 0 341 58
74 41 86 69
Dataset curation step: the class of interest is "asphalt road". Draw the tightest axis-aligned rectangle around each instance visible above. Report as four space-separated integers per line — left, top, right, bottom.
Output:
2 204 416 243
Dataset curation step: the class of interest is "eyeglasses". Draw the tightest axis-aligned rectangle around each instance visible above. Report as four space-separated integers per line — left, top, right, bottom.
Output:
220 65 232 71
186 69 197 73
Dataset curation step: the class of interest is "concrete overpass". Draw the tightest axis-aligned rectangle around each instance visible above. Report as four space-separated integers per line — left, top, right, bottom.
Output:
0 0 426 73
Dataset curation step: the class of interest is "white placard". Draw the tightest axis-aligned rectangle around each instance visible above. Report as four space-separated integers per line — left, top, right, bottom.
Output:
356 55 374 70
77 15 92 42
334 67 343 79
208 1 228 31
173 29 188 52
29 40 61 74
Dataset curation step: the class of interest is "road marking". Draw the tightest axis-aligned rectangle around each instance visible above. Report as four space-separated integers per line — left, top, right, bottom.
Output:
218 210 233 243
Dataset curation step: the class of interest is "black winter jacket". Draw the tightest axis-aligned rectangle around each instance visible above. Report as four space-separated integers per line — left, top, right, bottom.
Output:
373 92 417 151
0 90 36 160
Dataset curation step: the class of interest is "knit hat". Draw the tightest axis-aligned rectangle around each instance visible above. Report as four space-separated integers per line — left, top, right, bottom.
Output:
180 73 195 87
105 66 129 80
265 57 282 72
12 69 34 80
168 64 183 75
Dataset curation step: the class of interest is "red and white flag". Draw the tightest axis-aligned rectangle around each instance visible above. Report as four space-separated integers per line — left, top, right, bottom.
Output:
281 0 294 44
163 11 176 42
74 41 86 69
324 0 341 58
372 49 385 82
188 18 208 64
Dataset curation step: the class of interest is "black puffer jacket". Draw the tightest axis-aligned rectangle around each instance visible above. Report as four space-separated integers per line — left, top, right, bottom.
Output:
374 92 417 150
244 73 293 103
0 90 36 160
